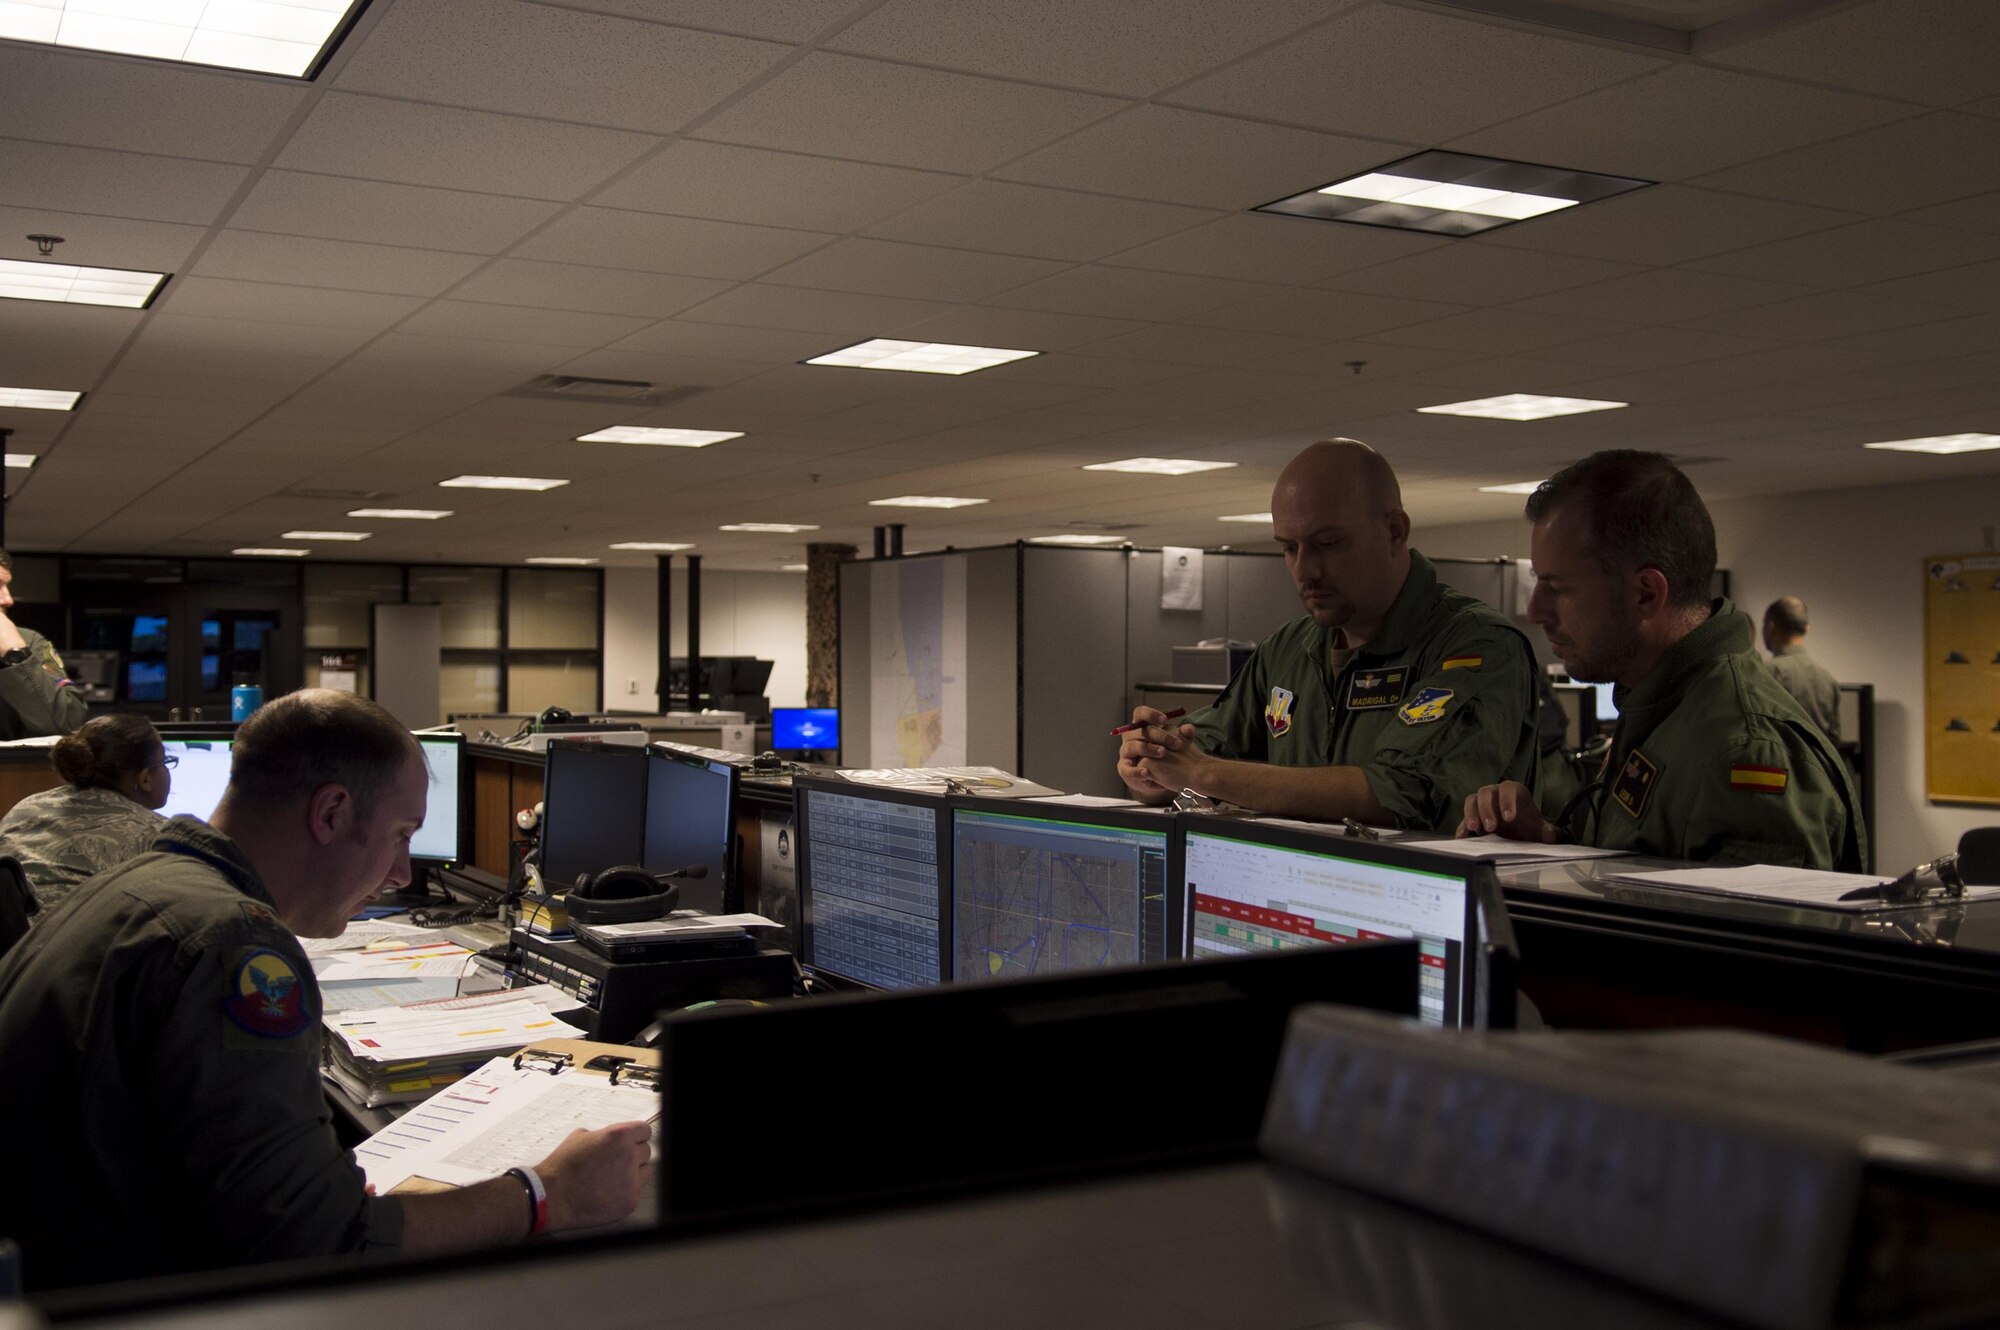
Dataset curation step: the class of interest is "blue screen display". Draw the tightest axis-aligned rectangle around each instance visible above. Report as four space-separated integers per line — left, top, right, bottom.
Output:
773 707 838 748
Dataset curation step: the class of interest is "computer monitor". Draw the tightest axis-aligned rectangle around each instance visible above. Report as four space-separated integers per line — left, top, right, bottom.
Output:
1592 680 1619 723
157 734 235 822
948 802 1180 983
771 707 838 752
1179 818 1508 1029
795 775 950 990
125 659 166 702
703 656 772 697
640 745 737 915
536 739 649 892
129 615 168 653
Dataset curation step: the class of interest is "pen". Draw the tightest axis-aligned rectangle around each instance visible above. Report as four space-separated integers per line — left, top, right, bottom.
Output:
1110 708 1185 737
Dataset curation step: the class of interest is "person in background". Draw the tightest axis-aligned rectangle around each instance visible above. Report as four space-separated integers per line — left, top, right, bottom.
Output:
1762 595 1842 745
0 714 170 914
0 549 87 739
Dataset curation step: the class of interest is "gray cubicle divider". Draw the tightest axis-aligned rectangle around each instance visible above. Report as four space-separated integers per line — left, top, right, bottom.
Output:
1022 546 1126 798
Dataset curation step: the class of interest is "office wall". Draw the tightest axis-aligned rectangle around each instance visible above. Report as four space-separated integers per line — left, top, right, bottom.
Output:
1422 472 2000 872
602 566 807 712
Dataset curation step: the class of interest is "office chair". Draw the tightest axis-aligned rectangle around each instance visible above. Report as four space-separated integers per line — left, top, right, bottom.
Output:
0 855 35 957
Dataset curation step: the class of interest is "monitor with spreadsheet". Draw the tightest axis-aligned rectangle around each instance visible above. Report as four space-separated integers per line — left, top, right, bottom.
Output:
539 740 648 891
640 744 737 914
1179 819 1508 1029
948 803 1180 983
795 776 950 990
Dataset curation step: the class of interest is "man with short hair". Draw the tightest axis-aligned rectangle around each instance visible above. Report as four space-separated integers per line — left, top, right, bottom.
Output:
1117 439 1539 832
0 689 650 1291
1460 452 1863 870
0 548 86 739
1762 595 1842 744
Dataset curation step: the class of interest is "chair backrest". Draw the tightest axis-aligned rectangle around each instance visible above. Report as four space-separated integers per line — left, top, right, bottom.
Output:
0 855 35 957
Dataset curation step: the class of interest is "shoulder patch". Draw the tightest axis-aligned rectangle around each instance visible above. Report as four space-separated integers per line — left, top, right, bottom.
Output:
1264 686 1296 738
1730 764 1788 794
1397 686 1453 726
224 947 310 1039
238 900 281 932
1441 654 1483 670
1610 749 1661 820
1346 667 1408 711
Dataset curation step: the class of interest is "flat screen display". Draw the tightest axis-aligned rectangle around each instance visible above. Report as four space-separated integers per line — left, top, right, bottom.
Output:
640 747 735 914
539 741 648 891
771 707 838 750
798 781 947 990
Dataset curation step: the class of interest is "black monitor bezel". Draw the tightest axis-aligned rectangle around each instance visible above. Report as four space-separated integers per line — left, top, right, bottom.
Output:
640 742 741 914
794 774 952 990
409 731 474 870
944 797 1184 983
537 738 650 891
1176 815 1501 1029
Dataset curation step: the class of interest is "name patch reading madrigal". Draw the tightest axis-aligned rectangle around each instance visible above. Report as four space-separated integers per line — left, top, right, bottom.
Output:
1345 668 1407 711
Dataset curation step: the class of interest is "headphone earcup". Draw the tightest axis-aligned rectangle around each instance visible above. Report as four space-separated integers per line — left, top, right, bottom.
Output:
564 865 680 925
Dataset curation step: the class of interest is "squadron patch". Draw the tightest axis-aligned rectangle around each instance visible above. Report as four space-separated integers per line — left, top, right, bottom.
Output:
1730 764 1789 794
1397 687 1453 726
1346 667 1408 711
1264 686 1296 738
1610 750 1661 820
224 948 309 1039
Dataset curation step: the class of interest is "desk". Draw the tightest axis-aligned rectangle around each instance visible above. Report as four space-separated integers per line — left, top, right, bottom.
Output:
0 745 61 817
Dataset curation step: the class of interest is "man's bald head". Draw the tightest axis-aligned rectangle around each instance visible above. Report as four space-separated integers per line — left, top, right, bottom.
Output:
1269 438 1412 639
1274 438 1402 521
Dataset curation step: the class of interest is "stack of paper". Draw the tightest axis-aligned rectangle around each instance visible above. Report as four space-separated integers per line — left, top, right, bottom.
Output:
322 990 585 1107
311 933 480 1012
837 766 1062 799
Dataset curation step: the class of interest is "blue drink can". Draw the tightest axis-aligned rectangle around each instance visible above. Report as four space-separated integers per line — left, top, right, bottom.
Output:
231 683 264 722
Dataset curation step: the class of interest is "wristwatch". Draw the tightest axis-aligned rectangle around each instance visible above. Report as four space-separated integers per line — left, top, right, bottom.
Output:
0 646 32 669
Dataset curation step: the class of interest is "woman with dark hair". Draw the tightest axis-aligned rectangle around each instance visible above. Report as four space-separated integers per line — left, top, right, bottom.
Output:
0 714 170 912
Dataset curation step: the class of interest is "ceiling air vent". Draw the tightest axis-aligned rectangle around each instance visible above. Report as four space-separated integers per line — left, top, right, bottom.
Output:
506 375 705 408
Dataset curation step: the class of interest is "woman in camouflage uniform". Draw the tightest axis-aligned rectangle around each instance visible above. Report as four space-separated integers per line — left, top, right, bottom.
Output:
0 714 170 914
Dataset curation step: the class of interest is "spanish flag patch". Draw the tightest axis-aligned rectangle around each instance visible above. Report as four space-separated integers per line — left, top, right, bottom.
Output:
1441 655 1483 671
1730 764 1788 793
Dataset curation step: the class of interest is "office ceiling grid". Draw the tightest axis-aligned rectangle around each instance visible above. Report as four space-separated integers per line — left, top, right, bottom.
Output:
3 0 2000 567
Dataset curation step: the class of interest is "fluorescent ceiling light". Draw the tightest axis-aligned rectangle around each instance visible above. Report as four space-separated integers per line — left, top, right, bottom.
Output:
0 258 167 309
805 339 1038 375
4 454 38 469
719 522 820 533
1259 150 1649 237
438 475 569 491
609 541 696 552
1217 512 1272 523
525 557 598 566
1082 458 1238 476
1029 533 1125 546
348 508 453 520
1419 394 1627 421
282 530 369 541
0 0 368 78
781 564 808 572
0 387 82 411
1477 481 1546 495
234 547 309 557
575 426 744 447
1861 434 2000 455
868 496 989 509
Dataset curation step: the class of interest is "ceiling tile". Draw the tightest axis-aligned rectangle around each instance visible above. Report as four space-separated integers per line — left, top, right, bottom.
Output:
1074 324 1324 367
397 301 653 348
862 181 1218 262
1900 189 2000 237
1675 290 1975 342
228 171 561 252
983 265 1267 322
895 306 1152 352
826 0 1326 97
0 302 140 384
972 353 1193 390
761 238 1068 302
1190 289 1467 340
1475 185 1861 266
607 320 834 362
336 0 789 133
550 347 768 390
191 232 485 297
594 140 961 231
675 284 957 335
1827 311 2000 359
0 139 248 228
551 0 859 42
1687 218 2000 287
1325 244 1641 306
1362 307 1633 353
275 94 660 202
449 260 731 318
1862 258 2000 313
1536 325 1788 370
510 208 832 280
157 277 423 332
1103 212 1445 285
994 105 1390 210
0 45 306 165
697 52 1125 173
1452 65 1911 182
1170 3 1663 144
1512 268 1805 323
1706 0 2000 106
0 205 203 276
1690 112 2000 215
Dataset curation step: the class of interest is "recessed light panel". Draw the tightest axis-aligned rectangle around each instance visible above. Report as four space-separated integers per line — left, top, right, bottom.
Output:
609 542 696 552
348 508 453 520
1862 434 2000 455
719 522 820 533
1082 458 1238 476
1258 151 1649 237
868 496 989 509
1477 482 1546 495
282 530 369 541
1217 512 1272 523
0 258 167 309
0 0 370 78
575 427 744 447
1420 394 1627 421
438 475 569 491
0 387 82 411
525 557 598 566
234 547 309 557
4 454 38 469
1029 533 1125 546
805 339 1038 375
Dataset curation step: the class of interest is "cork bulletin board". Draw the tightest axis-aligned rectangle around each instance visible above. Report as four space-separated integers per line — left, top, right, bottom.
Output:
1925 552 2000 804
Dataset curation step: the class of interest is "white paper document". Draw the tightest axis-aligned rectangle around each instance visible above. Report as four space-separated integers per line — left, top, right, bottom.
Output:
327 998 583 1062
579 912 779 942
837 766 1063 798
1024 794 1146 809
1399 836 1632 863
301 919 436 957
320 977 465 1011
1603 865 2000 911
313 949 478 982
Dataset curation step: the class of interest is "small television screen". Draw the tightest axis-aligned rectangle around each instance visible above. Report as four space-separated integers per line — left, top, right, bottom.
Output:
125 659 167 702
130 615 168 653
772 707 838 750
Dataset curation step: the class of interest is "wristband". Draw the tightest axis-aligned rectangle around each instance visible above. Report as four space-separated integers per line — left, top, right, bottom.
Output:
505 1165 548 1238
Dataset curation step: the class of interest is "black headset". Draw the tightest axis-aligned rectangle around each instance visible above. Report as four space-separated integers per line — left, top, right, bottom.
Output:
564 865 680 925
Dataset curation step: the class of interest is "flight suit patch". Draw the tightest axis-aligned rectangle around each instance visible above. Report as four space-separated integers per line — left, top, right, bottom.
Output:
1264 686 1296 738
1397 687 1453 726
1729 764 1788 794
1345 668 1407 711
238 901 280 931
224 948 310 1040
1441 655 1483 670
1610 750 1660 820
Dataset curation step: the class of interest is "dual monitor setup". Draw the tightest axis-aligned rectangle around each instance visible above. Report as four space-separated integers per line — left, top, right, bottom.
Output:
536 740 739 915
793 776 1517 1030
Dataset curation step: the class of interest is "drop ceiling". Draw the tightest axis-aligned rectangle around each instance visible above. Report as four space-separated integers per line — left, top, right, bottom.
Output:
4 0 2000 571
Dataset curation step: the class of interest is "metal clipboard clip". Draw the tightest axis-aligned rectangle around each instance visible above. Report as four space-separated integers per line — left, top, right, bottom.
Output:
512 1048 573 1075
583 1053 661 1089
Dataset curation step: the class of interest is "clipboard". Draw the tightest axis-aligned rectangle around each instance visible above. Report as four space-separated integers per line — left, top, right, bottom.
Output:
356 1038 660 1196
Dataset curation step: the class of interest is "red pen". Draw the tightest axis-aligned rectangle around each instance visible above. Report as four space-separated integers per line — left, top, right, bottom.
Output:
1110 708 1185 737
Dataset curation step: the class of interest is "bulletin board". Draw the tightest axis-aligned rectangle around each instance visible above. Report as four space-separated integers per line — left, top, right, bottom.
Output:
1924 552 2000 804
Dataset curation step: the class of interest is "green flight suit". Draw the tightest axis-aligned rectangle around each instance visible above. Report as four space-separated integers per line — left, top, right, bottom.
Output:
1766 643 1842 744
0 627 88 740
1186 550 1539 834
0 817 402 1290
1568 602 1865 871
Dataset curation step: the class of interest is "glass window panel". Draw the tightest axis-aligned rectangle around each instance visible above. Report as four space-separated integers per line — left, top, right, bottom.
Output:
507 656 599 715
304 564 401 648
440 654 502 717
507 568 598 650
409 568 501 650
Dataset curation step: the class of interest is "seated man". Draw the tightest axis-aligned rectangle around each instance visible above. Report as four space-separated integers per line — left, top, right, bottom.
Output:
1117 439 1539 833
0 690 650 1291
1459 451 1864 870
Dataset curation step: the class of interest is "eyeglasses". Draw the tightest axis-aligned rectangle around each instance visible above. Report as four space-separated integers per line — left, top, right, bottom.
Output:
156 754 179 769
